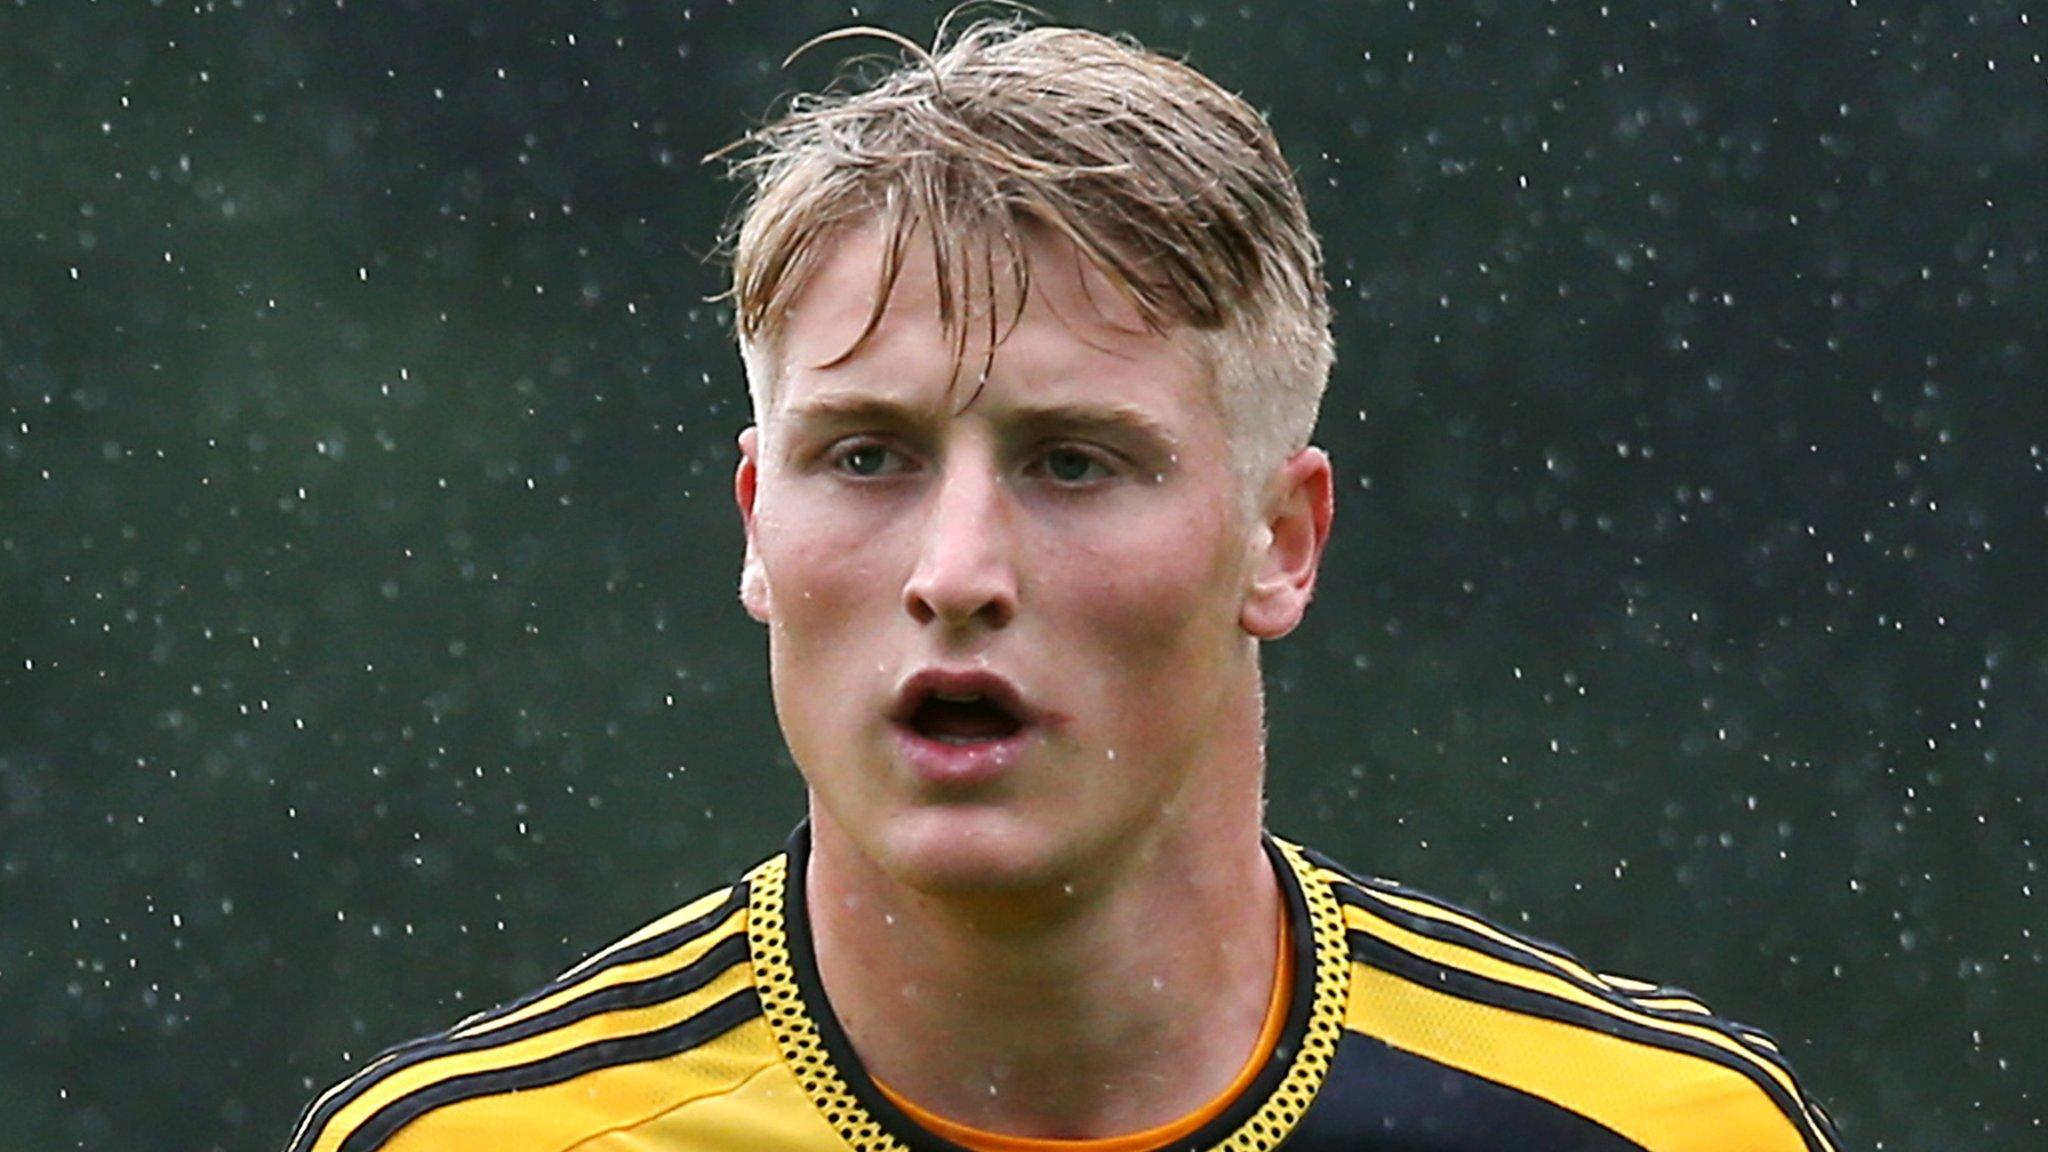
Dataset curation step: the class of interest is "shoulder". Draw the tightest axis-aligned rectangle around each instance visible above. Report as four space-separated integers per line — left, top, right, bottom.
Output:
1294 844 1842 1152
283 868 777 1152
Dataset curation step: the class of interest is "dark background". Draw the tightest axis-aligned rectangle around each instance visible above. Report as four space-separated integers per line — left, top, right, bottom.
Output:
4 2 2043 1149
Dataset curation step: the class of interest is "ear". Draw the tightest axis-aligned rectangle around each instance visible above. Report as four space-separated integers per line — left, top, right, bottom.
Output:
1240 447 1334 640
735 426 772 623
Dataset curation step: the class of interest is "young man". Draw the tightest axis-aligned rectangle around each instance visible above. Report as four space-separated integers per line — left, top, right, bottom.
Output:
288 21 1840 1152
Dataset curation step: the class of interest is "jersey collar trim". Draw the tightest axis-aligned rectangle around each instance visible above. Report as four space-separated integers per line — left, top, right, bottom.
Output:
745 825 1349 1152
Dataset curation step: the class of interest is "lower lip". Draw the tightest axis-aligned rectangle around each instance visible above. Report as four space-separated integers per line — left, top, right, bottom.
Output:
893 723 1033 787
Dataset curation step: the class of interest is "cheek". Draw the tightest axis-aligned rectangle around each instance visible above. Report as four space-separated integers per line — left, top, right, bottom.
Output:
757 490 896 612
756 500 914 736
1040 511 1244 669
760 527 896 761
756 508 848 663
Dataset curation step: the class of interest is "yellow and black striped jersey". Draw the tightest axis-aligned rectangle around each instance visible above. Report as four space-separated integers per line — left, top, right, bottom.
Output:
286 828 1841 1152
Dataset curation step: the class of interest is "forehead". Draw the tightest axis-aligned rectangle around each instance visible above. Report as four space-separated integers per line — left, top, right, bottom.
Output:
767 220 1210 412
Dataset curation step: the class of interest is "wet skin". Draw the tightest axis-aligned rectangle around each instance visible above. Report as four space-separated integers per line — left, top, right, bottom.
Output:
736 222 1329 906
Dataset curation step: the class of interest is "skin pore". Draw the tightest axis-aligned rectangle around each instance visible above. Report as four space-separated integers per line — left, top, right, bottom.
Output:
734 221 1333 1136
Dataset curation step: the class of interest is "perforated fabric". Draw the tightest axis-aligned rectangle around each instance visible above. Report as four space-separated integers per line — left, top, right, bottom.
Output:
745 837 1353 1152
746 854 907 1151
288 830 1840 1152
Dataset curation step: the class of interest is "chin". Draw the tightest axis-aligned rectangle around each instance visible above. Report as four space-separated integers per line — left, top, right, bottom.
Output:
869 806 1084 900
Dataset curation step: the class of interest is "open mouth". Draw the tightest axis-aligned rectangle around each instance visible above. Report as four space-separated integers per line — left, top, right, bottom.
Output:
907 692 1025 745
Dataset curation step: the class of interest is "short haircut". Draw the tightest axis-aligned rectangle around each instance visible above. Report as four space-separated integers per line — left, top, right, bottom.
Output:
718 17 1334 484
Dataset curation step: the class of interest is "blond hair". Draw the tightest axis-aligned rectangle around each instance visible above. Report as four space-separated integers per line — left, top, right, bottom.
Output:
717 17 1333 482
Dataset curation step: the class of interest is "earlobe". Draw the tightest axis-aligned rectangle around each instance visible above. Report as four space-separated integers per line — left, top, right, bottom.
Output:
1240 447 1334 640
735 427 772 623
739 556 771 623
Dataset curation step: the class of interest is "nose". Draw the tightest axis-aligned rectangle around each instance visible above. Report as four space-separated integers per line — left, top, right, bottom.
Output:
902 456 1019 631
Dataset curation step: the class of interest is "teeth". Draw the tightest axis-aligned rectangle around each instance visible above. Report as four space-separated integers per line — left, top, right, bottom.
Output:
931 692 984 704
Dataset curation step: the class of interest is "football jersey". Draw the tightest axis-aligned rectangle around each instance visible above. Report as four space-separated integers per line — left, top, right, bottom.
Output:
286 827 1841 1152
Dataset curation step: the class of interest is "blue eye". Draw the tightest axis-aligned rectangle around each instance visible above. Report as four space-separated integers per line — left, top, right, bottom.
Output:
834 443 901 477
1043 447 1108 484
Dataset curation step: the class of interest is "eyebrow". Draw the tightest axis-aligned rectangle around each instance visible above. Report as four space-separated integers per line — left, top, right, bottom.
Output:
779 392 1183 449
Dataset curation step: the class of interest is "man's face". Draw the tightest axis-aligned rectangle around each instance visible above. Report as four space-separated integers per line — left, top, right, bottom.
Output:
736 223 1320 898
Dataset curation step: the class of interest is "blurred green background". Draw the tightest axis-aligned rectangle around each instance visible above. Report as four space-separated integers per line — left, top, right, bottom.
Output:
4 2 2043 1149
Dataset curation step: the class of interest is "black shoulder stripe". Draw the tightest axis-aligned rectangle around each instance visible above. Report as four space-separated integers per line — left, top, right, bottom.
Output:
1315 860 1581 960
326 881 749 1089
455 884 749 1038
289 933 750 1152
1331 880 1803 1085
1330 880 1594 997
1603 972 1709 1003
1734 1022 1782 1047
1590 970 1711 1007
1348 930 1830 1152
1299 845 1406 899
337 987 763 1152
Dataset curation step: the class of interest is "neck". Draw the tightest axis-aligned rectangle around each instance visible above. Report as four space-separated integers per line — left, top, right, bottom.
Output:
805 793 1282 1139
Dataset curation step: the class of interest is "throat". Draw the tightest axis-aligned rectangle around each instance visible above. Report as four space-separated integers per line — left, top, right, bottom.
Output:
804 846 1288 1142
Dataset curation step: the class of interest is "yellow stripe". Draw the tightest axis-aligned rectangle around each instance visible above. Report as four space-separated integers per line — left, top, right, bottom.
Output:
544 884 741 990
1329 871 1834 1152
1323 872 1772 1062
379 1013 783 1152
1319 870 1636 999
453 906 746 1040
289 1063 376 1152
1347 961 1811 1152
1599 974 1715 1016
1339 905 1804 1104
1629 995 1713 1016
308 958 754 1152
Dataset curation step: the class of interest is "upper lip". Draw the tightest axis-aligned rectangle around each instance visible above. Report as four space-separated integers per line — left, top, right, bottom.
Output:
891 667 1037 727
